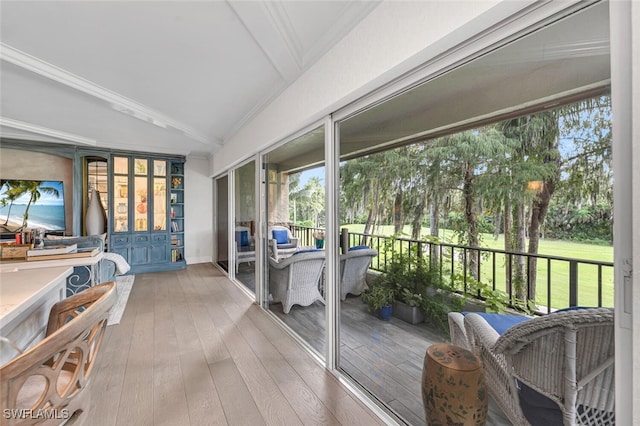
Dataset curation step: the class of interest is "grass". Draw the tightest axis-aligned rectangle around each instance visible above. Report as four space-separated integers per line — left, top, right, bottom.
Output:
342 223 614 310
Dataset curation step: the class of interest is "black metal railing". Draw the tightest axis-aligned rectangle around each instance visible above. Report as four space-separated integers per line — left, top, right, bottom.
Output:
290 225 614 314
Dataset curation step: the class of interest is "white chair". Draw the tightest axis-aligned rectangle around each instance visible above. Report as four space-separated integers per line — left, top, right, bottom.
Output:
268 250 325 314
339 248 378 300
268 225 299 261
463 308 614 426
234 226 255 273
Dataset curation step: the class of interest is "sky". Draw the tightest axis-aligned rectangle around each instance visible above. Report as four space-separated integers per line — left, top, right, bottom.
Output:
0 180 65 205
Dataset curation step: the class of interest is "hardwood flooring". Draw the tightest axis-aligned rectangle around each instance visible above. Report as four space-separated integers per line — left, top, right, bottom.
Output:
89 264 384 426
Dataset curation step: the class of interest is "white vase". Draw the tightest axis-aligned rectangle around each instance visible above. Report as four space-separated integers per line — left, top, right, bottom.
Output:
86 188 107 235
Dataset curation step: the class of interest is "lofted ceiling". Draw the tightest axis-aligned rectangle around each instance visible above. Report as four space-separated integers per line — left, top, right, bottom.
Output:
0 1 379 158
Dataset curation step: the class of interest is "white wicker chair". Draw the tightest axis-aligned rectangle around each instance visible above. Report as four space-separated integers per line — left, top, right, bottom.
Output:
268 225 299 262
464 308 614 426
448 311 469 348
339 248 377 300
234 226 255 273
268 250 325 314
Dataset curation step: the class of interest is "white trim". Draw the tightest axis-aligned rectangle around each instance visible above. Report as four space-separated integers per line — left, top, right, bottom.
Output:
0 117 97 145
324 116 338 369
610 1 636 424
1 43 219 148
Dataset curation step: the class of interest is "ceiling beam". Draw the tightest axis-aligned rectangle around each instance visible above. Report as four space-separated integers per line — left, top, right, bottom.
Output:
0 117 97 145
1 43 221 148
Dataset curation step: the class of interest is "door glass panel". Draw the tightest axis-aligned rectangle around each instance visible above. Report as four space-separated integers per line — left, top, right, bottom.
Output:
113 175 128 232
134 158 147 175
113 157 129 233
335 4 611 424
134 173 148 232
264 126 325 357
153 160 166 177
234 160 256 292
153 177 166 231
216 175 229 271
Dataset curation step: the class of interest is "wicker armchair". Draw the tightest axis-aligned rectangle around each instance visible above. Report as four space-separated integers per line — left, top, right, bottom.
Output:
1 282 117 426
269 250 325 314
268 225 299 262
339 248 377 300
464 308 614 426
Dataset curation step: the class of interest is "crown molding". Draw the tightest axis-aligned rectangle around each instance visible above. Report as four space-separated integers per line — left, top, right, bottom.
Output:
0 117 97 145
1 43 220 147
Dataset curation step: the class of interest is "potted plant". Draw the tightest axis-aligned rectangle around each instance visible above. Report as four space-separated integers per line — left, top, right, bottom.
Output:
361 284 394 320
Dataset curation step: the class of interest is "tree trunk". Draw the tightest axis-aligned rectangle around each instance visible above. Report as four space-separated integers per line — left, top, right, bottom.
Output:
463 164 479 279
513 202 527 300
503 196 512 296
411 194 426 240
430 199 440 237
393 190 403 234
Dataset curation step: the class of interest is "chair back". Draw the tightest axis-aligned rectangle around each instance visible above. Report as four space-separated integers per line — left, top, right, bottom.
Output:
339 248 377 300
493 308 614 425
1 282 117 426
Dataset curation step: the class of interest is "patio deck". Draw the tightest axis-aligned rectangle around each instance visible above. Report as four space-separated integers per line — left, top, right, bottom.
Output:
238 266 511 425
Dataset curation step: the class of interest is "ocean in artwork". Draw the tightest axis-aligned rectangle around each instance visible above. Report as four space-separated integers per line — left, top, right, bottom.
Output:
0 204 66 230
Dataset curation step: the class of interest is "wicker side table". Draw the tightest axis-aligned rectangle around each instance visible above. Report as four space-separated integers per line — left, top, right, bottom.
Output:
422 343 488 425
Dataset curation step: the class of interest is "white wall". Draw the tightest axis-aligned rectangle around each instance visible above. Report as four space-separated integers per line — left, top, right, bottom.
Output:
211 0 501 174
184 156 213 264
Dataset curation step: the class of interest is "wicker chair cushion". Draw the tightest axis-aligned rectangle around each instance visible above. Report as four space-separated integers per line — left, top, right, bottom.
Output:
464 312 530 335
293 249 321 256
235 230 249 247
272 230 289 244
348 245 370 251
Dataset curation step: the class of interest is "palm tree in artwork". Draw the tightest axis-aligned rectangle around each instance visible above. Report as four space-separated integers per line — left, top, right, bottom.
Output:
18 181 60 231
0 180 28 228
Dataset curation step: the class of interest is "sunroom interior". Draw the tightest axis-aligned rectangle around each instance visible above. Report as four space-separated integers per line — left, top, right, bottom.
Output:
223 2 616 425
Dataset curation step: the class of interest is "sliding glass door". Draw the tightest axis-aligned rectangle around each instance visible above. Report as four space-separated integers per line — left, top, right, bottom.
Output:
263 125 326 356
233 160 256 292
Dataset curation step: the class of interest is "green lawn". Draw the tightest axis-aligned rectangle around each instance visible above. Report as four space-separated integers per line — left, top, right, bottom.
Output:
342 223 614 310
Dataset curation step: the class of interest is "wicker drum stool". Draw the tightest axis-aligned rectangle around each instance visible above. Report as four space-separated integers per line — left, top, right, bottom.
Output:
422 343 488 425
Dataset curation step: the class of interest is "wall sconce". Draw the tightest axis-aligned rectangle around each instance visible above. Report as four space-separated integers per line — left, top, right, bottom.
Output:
527 180 544 192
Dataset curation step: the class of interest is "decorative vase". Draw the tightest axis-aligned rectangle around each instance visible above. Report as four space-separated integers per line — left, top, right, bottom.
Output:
86 188 107 235
378 305 393 321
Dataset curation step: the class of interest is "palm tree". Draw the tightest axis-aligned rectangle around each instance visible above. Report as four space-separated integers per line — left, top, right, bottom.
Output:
0 180 28 227
18 180 60 231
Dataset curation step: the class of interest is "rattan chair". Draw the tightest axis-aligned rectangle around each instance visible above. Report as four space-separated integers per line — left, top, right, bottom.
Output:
268 225 299 262
269 250 325 314
339 248 377 300
464 308 614 426
1 282 117 426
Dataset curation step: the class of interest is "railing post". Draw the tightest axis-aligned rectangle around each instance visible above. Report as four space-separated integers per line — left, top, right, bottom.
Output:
569 260 578 307
340 228 349 254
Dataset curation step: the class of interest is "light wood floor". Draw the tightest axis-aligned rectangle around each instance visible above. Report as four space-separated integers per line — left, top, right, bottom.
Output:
89 263 386 426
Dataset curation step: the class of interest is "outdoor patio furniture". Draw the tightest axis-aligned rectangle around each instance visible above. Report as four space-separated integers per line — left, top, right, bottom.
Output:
1 281 116 426
268 225 299 261
339 247 378 300
463 308 614 426
269 250 325 314
235 225 255 273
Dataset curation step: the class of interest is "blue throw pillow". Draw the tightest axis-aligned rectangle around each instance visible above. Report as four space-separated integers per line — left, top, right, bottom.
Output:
349 245 370 251
235 230 249 247
272 229 289 245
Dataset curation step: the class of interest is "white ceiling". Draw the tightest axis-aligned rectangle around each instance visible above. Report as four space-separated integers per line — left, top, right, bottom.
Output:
0 1 379 158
